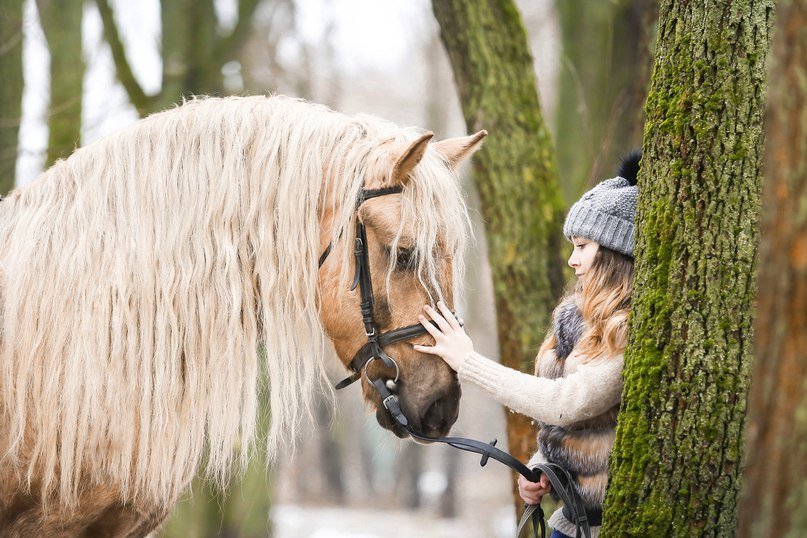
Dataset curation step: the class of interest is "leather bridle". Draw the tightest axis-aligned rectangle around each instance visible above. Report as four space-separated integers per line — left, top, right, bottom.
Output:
318 186 592 538
318 186 433 415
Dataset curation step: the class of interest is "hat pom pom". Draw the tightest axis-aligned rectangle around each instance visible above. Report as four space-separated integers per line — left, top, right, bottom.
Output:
618 149 641 186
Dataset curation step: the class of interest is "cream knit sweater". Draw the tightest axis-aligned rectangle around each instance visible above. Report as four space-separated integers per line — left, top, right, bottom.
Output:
457 349 624 538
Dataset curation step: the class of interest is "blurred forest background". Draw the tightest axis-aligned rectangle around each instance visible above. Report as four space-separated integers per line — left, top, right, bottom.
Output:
1 0 804 537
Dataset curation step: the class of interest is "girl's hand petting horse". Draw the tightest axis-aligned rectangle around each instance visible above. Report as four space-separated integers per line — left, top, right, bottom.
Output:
413 301 473 371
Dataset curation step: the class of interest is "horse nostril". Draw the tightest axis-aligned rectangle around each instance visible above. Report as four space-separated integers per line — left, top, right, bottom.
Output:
422 397 448 433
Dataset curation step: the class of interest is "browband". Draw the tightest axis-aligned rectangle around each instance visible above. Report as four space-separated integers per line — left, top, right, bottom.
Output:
319 186 404 269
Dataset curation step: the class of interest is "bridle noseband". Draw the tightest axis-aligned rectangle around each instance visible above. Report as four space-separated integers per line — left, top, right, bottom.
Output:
318 186 592 538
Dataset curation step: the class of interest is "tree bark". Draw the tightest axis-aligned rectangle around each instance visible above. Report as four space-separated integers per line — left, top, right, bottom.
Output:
37 0 84 166
432 0 567 515
554 0 657 203
159 0 218 107
317 398 346 505
738 1 807 536
602 1 774 536
0 0 24 194
96 0 262 116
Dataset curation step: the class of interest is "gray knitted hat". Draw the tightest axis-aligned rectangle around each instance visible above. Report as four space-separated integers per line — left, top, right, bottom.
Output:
563 151 640 257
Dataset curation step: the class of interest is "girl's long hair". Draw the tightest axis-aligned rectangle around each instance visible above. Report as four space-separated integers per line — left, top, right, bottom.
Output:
537 246 634 366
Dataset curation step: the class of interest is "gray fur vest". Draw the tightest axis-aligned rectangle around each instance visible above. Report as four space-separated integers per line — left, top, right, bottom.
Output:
537 295 619 510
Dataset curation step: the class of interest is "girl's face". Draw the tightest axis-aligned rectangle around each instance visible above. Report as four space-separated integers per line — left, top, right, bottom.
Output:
568 235 600 278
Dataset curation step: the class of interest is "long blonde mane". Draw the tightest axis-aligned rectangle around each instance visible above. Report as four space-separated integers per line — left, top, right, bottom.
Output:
0 95 469 508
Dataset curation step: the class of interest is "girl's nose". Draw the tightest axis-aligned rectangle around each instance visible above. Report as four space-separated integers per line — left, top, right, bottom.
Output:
568 255 578 268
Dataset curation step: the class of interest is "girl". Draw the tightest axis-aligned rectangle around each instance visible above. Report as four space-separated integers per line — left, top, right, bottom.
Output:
413 153 639 538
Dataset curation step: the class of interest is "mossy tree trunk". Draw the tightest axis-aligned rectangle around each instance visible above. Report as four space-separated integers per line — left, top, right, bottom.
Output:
554 0 657 203
37 0 84 166
0 0 24 194
602 1 774 536
738 1 807 536
432 0 567 514
95 0 262 116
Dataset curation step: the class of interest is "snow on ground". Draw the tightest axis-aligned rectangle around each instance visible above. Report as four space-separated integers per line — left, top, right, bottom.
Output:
271 504 516 538
271 379 521 538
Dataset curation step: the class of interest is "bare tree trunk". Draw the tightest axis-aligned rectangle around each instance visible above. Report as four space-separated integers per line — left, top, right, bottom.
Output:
602 0 774 535
554 0 657 202
738 1 807 536
432 0 567 517
394 444 422 509
0 0 24 193
37 0 84 166
623 0 659 150
316 398 346 505
439 446 458 518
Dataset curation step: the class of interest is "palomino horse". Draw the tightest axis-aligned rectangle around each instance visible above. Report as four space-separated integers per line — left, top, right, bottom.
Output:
0 95 485 536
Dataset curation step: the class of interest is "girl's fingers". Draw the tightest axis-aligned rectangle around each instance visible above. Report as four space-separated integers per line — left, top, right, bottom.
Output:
424 304 452 333
412 344 432 353
418 315 442 339
522 481 543 492
518 477 540 491
437 301 461 331
522 493 541 505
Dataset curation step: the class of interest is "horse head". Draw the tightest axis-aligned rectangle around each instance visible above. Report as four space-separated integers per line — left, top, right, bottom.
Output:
318 129 486 439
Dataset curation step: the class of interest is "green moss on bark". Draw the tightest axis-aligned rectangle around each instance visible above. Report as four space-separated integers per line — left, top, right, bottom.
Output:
0 0 24 193
432 0 567 514
37 0 84 166
602 1 774 536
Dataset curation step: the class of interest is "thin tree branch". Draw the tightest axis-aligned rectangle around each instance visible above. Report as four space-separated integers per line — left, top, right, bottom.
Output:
216 0 263 65
94 0 156 116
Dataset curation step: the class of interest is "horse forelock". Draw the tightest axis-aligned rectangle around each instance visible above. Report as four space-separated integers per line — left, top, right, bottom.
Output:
0 95 470 509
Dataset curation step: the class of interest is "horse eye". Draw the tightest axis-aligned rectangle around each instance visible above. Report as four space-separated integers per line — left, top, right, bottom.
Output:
391 247 415 271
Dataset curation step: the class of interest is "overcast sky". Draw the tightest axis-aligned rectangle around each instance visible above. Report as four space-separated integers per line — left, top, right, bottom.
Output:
17 0 437 186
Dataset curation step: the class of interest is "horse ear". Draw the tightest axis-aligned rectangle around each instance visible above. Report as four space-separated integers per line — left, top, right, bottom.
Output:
433 130 488 170
390 132 434 186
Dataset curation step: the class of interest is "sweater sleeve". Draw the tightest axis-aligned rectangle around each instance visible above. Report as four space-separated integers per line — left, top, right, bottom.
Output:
457 351 624 427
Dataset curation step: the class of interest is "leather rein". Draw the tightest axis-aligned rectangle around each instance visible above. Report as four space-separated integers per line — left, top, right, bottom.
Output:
319 187 592 538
